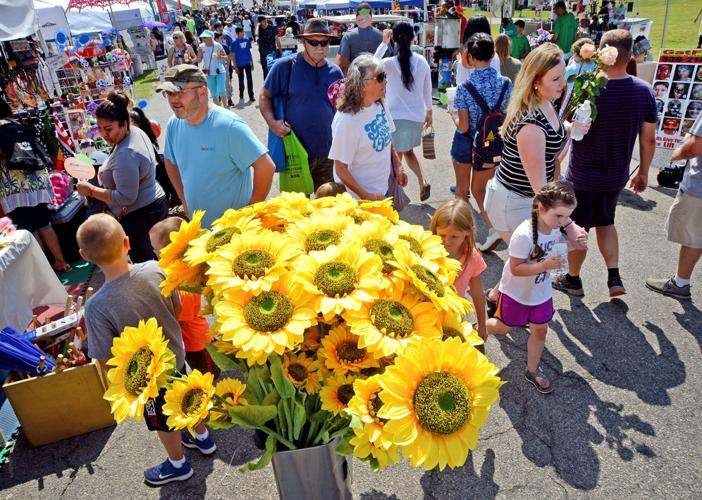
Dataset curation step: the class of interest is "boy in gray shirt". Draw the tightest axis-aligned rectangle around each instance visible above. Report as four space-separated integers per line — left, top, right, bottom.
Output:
78 214 216 487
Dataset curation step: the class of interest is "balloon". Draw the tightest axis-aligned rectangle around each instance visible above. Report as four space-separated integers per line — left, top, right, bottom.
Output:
150 120 161 139
77 34 90 47
57 43 65 52
136 99 149 109
55 31 68 45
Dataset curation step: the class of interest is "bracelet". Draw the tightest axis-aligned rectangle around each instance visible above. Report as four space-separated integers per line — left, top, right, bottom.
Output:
562 220 573 229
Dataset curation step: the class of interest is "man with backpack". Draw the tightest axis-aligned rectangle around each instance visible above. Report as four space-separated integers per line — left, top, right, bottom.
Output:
450 32 512 251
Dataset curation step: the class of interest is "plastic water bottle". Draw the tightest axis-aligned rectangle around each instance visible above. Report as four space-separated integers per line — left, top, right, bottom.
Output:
551 242 569 277
571 100 591 141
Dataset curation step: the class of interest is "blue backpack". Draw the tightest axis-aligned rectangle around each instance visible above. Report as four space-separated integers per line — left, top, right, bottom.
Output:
465 80 509 169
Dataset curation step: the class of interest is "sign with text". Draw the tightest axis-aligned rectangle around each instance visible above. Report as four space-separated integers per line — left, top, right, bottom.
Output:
654 49 702 150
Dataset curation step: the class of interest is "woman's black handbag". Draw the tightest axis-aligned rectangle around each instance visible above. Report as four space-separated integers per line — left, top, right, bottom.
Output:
657 161 686 189
0 120 52 172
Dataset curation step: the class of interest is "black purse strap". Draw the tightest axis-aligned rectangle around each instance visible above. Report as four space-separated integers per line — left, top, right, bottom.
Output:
283 57 294 121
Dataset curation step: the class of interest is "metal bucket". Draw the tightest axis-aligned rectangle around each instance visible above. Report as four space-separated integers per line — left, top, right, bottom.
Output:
271 437 352 500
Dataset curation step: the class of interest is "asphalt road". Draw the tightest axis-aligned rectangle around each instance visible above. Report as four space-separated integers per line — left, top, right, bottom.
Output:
2 47 700 499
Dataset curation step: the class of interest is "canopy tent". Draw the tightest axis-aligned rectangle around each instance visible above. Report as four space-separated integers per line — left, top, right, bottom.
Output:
165 0 192 10
0 0 38 41
34 0 71 41
34 0 157 35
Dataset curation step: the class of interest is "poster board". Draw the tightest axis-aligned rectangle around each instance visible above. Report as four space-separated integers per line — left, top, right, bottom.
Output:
654 49 702 150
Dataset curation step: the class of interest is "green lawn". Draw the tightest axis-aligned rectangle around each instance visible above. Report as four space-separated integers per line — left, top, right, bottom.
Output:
464 0 698 56
133 69 160 101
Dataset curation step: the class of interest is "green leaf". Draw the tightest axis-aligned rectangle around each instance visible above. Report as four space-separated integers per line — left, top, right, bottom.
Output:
591 103 598 122
277 399 292 438
567 73 577 83
228 404 277 429
269 355 296 399
309 410 330 423
292 400 306 440
239 434 276 472
335 432 354 456
263 391 281 406
204 343 239 371
597 75 608 87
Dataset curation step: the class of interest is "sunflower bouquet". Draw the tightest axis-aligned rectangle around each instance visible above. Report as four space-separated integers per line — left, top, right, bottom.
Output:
103 192 502 473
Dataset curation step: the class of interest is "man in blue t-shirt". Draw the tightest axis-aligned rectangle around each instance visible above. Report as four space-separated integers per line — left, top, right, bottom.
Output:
230 27 255 102
259 18 343 190
157 65 275 228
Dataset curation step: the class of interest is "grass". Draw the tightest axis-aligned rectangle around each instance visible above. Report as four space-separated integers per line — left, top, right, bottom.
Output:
463 0 698 56
133 69 160 101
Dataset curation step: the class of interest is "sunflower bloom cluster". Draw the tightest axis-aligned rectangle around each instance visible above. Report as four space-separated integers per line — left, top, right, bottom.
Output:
104 193 501 474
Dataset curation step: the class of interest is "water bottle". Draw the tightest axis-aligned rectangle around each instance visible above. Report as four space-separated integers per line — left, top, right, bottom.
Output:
551 242 569 277
571 100 591 141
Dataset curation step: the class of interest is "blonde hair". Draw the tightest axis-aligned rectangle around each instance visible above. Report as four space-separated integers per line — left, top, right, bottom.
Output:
76 214 126 266
172 31 186 42
149 216 186 251
500 43 564 138
494 34 511 61
315 182 347 198
337 54 384 114
430 199 476 257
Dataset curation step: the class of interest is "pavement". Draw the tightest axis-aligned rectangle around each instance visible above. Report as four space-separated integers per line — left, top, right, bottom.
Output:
1 49 701 499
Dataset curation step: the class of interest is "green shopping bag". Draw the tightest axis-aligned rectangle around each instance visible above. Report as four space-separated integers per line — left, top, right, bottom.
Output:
279 130 314 195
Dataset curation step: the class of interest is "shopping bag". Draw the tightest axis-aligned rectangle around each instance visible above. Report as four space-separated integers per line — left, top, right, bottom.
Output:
422 126 435 159
387 157 410 211
269 97 286 173
279 130 313 195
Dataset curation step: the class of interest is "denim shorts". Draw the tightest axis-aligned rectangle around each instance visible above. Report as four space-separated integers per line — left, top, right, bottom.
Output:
207 72 227 98
450 129 472 164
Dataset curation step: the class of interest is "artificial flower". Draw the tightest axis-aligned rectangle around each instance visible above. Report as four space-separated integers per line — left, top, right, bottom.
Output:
184 214 261 266
318 323 379 374
389 221 447 264
208 378 247 428
347 376 393 449
319 373 358 416
350 427 401 471
162 369 216 432
441 310 484 347
283 352 322 393
341 219 398 275
286 213 354 253
157 210 205 270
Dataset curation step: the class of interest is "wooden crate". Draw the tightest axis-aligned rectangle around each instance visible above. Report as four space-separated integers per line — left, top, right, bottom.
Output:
2 360 116 447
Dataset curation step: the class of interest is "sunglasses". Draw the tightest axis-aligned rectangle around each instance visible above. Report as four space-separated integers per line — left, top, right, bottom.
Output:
365 71 386 83
164 85 205 98
304 38 330 47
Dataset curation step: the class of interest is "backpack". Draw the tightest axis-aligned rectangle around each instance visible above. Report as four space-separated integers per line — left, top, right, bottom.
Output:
465 80 509 169
0 120 52 172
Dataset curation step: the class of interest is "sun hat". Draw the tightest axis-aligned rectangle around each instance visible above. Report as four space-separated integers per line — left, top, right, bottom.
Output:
296 18 336 38
199 30 214 39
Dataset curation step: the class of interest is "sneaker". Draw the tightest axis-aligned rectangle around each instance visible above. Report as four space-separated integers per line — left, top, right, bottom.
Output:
249 96 256 102
552 275 585 297
181 430 217 455
645 277 691 300
478 228 501 252
607 276 626 298
227 99 234 107
144 459 193 486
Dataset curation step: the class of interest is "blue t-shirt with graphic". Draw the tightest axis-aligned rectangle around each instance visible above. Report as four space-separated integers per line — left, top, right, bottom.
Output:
164 106 268 228
230 37 253 67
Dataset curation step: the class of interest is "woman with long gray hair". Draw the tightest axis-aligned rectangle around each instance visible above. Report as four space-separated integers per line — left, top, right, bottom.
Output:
329 54 406 200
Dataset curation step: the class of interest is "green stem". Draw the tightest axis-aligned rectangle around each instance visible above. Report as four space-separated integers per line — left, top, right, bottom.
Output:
261 425 296 450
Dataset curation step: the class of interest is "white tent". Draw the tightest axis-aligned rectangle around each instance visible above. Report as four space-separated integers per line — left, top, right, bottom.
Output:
0 0 38 41
35 0 157 35
34 0 71 41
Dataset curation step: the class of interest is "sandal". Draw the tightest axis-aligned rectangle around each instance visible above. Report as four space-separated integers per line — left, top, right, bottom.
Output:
53 263 72 273
525 368 553 394
420 183 431 202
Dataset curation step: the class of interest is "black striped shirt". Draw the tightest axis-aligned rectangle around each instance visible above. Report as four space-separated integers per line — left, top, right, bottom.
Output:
494 109 565 198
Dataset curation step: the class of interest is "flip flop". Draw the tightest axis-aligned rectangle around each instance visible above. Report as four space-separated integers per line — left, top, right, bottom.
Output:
420 184 431 202
525 368 553 394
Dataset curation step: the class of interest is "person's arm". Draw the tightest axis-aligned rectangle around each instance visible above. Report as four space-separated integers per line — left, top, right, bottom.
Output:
338 33 352 74
468 275 487 340
423 60 433 127
167 46 174 66
164 158 188 215
630 121 657 193
249 153 275 204
197 46 204 64
516 124 548 194
510 254 564 277
375 29 392 59
672 131 702 161
334 160 383 200
76 181 111 204
186 45 196 63
456 109 470 133
259 87 291 137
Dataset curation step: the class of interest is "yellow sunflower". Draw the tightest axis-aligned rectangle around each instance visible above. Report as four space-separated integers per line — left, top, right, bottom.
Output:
215 274 317 362
301 325 322 352
344 285 442 358
208 378 247 427
210 209 262 234
377 336 501 471
341 220 399 276
162 369 216 431
356 198 399 224
103 318 176 423
206 230 301 295
350 427 401 471
295 243 384 322
346 376 394 450
389 221 447 264
318 323 379 374
320 373 359 415
184 213 261 266
286 213 354 254
441 311 484 347
389 243 471 316
158 210 205 270
310 192 358 211
282 352 322 393
160 260 207 297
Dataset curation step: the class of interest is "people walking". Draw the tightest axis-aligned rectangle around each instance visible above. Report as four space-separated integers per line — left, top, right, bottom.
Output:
337 3 386 74
230 27 256 102
197 30 228 107
495 34 522 84
257 17 281 80
167 31 196 67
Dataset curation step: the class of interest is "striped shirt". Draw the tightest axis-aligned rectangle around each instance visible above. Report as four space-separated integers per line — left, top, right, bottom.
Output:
494 109 566 198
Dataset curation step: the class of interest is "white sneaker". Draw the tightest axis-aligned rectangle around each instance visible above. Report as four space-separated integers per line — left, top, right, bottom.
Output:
478 228 501 252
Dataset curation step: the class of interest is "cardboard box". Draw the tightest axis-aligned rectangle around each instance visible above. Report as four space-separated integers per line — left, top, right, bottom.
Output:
3 360 116 447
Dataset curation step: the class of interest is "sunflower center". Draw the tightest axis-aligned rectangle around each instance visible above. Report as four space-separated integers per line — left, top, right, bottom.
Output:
370 299 414 338
413 372 471 435
337 341 366 363
232 249 275 278
442 327 465 341
124 347 153 396
181 388 207 415
337 383 355 405
206 227 240 253
399 235 422 255
305 230 341 252
244 291 294 332
221 392 236 401
365 239 395 273
411 265 445 297
368 391 388 423
314 262 357 297
287 362 308 383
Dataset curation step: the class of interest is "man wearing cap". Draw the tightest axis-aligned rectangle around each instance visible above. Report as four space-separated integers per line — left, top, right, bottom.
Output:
260 19 343 190
258 17 281 80
196 30 228 107
158 65 275 228
338 3 387 74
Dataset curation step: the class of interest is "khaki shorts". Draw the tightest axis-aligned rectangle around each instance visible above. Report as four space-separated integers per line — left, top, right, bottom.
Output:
666 190 702 249
484 179 533 234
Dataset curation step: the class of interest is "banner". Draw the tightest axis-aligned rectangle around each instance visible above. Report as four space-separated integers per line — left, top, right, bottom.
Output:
156 0 171 25
654 49 702 150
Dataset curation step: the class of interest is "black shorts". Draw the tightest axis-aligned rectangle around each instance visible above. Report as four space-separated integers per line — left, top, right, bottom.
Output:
571 189 621 231
9 203 51 233
185 349 221 379
144 387 170 432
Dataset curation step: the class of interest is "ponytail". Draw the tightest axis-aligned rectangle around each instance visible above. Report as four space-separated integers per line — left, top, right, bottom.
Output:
392 22 415 91
529 203 545 261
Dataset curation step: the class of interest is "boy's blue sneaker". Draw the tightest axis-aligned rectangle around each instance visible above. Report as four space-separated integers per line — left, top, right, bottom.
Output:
144 458 193 486
181 430 217 455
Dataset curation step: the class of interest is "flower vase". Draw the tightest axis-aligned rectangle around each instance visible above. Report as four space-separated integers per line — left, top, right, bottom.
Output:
271 437 352 500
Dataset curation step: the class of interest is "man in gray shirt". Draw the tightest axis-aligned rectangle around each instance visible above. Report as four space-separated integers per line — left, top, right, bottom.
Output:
646 113 702 300
338 3 385 74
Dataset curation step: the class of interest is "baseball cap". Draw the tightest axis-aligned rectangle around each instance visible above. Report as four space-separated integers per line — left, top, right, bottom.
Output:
356 2 372 15
156 65 207 94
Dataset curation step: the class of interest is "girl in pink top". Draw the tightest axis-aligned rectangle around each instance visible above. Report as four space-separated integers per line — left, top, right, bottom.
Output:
431 199 487 342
